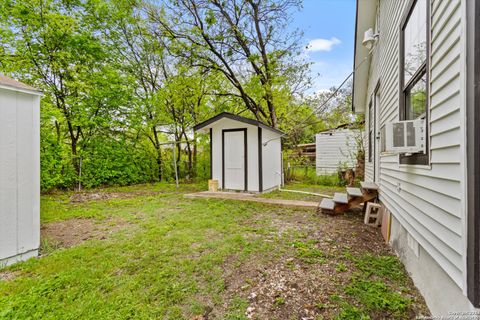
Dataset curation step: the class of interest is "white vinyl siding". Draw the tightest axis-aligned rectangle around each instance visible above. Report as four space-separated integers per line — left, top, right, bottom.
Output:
0 88 40 264
315 129 359 175
208 117 282 193
364 0 466 287
261 129 282 190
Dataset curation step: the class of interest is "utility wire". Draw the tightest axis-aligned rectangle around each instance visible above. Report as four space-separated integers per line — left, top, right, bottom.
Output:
262 50 373 146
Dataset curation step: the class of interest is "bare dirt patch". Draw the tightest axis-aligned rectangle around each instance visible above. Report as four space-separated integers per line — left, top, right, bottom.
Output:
0 270 20 282
69 191 158 203
41 217 131 250
206 207 429 319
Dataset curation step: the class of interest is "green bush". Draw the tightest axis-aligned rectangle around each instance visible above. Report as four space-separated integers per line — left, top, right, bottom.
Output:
285 166 343 187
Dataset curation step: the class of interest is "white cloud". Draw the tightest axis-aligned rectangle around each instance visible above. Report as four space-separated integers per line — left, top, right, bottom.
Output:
306 37 341 52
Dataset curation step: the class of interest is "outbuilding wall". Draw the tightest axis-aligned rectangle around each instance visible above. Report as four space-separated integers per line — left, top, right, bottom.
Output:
0 88 40 265
209 117 282 193
261 128 282 191
210 118 260 192
315 129 360 175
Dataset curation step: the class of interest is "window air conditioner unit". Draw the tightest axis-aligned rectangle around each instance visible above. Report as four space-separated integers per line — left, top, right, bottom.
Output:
385 119 425 154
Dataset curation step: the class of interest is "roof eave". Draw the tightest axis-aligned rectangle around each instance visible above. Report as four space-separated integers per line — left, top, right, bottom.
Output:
0 84 44 96
193 112 284 135
352 0 376 114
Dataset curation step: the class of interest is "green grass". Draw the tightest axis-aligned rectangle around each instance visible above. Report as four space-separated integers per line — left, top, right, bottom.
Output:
291 239 325 264
333 252 415 319
0 182 426 319
286 168 344 186
40 182 206 223
2 183 274 319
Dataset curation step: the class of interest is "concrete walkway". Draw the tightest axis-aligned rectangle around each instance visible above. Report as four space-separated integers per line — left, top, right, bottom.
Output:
184 191 319 209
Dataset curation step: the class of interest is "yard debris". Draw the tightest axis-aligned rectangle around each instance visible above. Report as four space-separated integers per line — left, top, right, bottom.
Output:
245 306 255 319
0 270 19 282
207 207 429 319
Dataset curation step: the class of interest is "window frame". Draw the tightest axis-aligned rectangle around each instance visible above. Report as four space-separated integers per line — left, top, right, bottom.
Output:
399 0 430 166
368 99 373 163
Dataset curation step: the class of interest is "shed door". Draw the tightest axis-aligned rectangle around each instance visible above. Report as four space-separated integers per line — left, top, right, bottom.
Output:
223 130 247 191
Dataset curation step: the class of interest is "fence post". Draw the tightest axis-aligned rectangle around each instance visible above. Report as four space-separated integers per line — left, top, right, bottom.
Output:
78 156 82 192
172 143 179 188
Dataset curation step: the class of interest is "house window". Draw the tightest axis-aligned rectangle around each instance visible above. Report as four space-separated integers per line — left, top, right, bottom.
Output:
400 0 429 165
368 100 373 162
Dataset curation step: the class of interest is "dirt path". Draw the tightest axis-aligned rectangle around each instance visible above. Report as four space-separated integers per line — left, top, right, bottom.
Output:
184 191 320 208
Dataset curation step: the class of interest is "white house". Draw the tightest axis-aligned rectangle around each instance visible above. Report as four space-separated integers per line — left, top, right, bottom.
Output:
194 112 283 193
315 127 360 175
0 75 42 266
353 0 480 314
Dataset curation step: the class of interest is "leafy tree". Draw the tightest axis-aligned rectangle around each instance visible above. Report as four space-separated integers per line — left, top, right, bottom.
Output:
147 0 311 128
1 0 130 179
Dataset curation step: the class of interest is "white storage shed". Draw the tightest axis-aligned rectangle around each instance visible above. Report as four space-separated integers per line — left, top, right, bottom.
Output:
194 112 283 192
0 75 41 266
315 128 360 175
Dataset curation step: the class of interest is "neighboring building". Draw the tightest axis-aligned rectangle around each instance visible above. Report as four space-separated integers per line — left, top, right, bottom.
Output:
353 0 479 314
294 143 316 164
194 112 283 193
315 128 360 175
0 75 42 266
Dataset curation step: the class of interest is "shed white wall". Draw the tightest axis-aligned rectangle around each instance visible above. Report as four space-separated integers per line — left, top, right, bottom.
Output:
362 0 467 296
261 128 282 191
209 117 282 193
0 88 40 266
315 129 359 175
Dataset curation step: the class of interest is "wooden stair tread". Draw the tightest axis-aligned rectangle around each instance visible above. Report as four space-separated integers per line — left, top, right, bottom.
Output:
333 193 349 204
361 181 379 190
346 187 363 197
319 198 335 210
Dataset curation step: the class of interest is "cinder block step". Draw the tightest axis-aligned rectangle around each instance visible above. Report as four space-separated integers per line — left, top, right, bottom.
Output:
333 193 348 204
346 187 363 197
319 198 335 211
361 181 379 191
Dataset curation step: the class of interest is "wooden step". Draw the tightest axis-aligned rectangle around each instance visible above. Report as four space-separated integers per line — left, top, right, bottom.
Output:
361 181 379 191
346 187 363 197
333 192 348 204
319 198 335 211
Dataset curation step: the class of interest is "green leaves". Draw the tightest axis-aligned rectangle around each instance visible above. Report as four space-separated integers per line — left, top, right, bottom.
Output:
0 0 345 191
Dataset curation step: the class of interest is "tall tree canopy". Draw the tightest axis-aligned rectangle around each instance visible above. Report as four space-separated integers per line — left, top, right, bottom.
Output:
0 0 357 190
148 0 310 128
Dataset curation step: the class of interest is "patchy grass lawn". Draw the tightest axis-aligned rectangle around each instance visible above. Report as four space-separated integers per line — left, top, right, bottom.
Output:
0 183 429 319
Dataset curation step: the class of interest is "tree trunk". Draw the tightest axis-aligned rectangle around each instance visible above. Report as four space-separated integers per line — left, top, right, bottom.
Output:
176 139 181 177
193 131 197 177
152 126 162 181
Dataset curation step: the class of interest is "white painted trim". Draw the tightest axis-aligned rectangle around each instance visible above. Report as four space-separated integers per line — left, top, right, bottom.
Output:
398 164 433 170
459 0 469 295
0 84 43 97
0 249 38 268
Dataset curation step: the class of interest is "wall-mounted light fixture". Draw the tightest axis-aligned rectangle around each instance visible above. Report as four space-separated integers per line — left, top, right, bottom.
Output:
362 28 379 50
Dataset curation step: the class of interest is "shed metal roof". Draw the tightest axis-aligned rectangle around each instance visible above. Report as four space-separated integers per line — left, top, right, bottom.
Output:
193 112 284 135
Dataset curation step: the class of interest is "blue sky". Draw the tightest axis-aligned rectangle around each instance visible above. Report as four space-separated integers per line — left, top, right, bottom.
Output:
291 0 356 93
